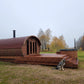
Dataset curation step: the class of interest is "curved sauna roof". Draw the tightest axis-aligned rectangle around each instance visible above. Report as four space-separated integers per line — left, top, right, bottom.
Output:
0 36 41 49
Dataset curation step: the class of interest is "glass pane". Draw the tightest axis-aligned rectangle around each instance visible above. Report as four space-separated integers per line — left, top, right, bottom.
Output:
35 42 37 54
30 42 32 54
33 42 34 53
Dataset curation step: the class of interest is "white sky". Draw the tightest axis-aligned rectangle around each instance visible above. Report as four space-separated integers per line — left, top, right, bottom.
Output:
0 0 84 47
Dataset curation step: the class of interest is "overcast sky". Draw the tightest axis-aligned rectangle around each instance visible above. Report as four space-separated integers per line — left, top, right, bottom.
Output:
0 0 84 47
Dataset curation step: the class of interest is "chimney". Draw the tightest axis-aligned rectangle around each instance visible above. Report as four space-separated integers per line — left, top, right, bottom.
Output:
74 38 76 49
13 30 16 38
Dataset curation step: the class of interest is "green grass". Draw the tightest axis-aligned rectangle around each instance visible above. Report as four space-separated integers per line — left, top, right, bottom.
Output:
78 51 84 69
78 51 84 60
0 51 84 84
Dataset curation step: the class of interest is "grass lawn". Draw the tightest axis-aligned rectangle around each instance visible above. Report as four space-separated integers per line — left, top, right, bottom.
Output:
0 51 84 84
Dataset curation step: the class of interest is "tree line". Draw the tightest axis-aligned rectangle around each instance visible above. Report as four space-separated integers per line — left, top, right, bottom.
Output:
77 35 84 50
37 28 68 52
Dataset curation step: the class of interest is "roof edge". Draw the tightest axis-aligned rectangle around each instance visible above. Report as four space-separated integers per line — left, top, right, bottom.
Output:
24 35 41 45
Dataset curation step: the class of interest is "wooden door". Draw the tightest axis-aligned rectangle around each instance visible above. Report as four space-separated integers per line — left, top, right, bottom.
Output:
27 39 38 55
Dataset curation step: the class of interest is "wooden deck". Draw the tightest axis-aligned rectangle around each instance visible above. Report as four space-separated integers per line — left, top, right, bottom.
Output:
0 53 78 68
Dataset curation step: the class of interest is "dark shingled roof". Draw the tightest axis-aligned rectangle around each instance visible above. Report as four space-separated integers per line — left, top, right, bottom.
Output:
0 36 41 49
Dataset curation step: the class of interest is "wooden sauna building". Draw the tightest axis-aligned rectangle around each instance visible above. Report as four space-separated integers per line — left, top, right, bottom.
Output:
0 34 78 68
0 36 41 57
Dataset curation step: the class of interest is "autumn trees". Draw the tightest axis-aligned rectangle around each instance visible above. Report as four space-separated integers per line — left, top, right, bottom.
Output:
38 29 51 51
38 29 84 51
38 28 67 52
77 35 84 50
50 35 67 52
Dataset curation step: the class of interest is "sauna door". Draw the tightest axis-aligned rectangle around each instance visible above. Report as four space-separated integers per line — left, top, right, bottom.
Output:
27 40 37 55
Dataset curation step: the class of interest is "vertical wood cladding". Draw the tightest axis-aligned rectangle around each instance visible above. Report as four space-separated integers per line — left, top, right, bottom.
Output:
27 40 29 55
22 37 40 56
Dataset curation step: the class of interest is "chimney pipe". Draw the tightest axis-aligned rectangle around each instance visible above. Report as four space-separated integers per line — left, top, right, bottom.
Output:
74 38 76 49
13 30 16 38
